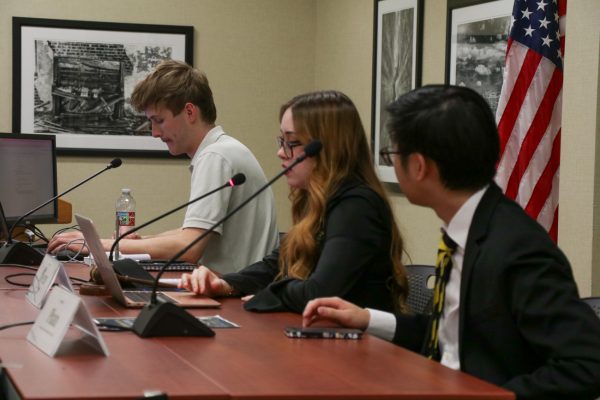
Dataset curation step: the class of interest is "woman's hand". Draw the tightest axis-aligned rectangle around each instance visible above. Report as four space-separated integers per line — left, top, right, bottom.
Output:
179 265 233 297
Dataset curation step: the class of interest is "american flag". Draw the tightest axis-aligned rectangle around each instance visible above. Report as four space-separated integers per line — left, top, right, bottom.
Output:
495 0 566 242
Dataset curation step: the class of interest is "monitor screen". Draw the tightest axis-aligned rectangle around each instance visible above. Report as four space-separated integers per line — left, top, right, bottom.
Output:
0 133 58 225
0 202 9 242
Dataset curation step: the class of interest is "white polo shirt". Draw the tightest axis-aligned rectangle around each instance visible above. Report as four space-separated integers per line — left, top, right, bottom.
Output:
184 126 279 273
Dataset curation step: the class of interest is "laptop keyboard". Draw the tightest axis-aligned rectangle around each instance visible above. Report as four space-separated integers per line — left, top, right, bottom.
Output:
137 261 196 272
125 291 171 303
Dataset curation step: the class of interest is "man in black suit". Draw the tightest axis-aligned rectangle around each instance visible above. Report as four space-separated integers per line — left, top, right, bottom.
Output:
302 85 600 399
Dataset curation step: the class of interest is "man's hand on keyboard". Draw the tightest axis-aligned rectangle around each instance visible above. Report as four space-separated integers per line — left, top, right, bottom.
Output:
48 231 88 255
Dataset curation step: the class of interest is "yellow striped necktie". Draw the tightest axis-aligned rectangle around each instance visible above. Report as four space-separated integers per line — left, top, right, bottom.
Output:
423 230 457 361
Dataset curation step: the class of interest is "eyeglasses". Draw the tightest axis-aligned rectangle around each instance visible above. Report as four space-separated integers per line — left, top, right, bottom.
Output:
276 136 303 158
379 147 402 166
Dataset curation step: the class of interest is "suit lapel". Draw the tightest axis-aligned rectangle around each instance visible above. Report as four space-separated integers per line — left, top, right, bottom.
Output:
458 183 504 366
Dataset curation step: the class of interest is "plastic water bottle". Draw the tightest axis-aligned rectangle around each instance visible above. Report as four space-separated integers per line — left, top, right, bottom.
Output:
115 188 136 237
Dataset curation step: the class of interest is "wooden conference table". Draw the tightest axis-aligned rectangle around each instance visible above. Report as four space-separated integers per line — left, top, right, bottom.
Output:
0 263 514 399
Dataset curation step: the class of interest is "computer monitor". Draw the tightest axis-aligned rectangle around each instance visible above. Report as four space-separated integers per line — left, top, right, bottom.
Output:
0 133 58 225
0 202 10 243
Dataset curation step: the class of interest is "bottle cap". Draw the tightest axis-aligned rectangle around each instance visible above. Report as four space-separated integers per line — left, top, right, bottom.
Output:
121 188 131 194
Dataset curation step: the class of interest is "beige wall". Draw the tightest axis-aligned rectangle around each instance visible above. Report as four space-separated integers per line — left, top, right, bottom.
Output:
313 0 443 267
558 0 600 295
2 0 598 295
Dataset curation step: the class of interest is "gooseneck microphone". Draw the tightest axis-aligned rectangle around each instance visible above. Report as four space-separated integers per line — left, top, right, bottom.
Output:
132 140 322 338
108 173 246 262
0 158 122 266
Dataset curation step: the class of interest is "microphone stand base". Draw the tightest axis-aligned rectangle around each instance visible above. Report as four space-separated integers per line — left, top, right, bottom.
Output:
132 301 215 338
0 242 44 266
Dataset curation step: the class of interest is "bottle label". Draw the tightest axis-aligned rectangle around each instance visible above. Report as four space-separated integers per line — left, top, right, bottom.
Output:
116 211 135 226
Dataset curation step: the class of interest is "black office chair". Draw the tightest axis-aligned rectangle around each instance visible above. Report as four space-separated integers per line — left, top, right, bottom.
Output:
582 296 600 318
405 264 435 315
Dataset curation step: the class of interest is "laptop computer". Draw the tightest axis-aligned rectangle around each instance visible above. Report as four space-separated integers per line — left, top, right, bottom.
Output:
76 214 220 309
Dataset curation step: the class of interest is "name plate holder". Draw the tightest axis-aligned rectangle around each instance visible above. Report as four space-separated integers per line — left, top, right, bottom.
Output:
26 254 74 308
27 285 109 357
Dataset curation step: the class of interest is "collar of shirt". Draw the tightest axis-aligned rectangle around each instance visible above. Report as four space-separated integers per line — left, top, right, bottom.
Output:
189 125 225 172
443 184 489 250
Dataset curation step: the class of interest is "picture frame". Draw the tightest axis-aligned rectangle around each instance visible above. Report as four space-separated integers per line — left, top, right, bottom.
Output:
445 0 513 113
372 0 423 184
12 17 194 156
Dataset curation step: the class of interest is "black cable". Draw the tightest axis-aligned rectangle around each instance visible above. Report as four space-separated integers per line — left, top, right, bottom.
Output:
52 225 80 238
4 272 36 287
0 321 35 331
1 264 41 288
23 224 49 243
8 223 45 243
0 264 38 270
4 272 88 287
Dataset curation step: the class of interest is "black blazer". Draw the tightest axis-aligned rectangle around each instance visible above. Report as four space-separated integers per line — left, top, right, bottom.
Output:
223 177 397 313
392 183 600 399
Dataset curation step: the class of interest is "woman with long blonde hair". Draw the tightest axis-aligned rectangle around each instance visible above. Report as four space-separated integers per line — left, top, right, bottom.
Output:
180 90 408 313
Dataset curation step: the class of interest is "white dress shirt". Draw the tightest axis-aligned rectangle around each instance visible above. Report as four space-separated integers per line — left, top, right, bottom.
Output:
366 185 489 371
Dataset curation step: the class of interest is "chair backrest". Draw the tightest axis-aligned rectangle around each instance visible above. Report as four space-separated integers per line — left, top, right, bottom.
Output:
405 264 435 315
582 297 600 318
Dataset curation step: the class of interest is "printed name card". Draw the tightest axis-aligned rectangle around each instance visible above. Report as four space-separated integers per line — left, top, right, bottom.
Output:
27 286 109 357
26 254 74 308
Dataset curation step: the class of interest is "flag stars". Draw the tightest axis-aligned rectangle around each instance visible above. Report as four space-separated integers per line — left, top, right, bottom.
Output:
536 0 548 11
524 25 535 37
509 1 563 69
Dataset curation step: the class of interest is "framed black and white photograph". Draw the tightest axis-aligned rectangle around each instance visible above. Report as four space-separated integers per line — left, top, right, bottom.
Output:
12 17 193 156
372 0 423 184
446 0 512 113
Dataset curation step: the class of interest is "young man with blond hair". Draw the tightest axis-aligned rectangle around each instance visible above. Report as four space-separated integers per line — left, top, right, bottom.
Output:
49 60 278 273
